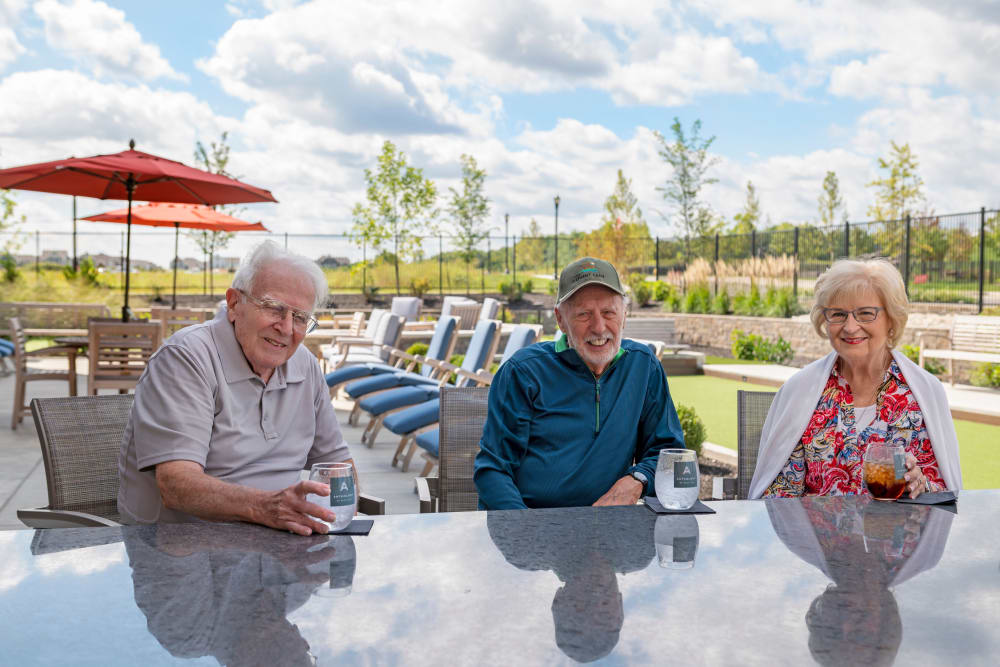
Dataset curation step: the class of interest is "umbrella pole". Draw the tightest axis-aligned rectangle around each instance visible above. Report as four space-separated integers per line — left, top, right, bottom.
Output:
172 222 179 309
122 175 135 322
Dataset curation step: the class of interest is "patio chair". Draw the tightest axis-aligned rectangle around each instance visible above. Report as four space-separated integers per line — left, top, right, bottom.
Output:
391 296 422 324
17 395 132 527
416 385 490 513
87 320 161 395
410 324 541 476
737 390 776 499
320 308 386 359
17 395 385 529
149 307 208 343
9 317 78 429
448 302 481 330
354 319 501 449
325 312 405 371
480 297 500 321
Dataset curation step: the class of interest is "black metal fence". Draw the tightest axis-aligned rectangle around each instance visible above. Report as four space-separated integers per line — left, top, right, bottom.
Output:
3 208 999 310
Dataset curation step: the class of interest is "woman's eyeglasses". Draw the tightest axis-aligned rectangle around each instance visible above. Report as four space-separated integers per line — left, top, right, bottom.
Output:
238 289 318 333
822 306 882 324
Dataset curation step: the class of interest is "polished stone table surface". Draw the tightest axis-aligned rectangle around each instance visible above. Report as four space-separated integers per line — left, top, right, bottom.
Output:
1 491 998 666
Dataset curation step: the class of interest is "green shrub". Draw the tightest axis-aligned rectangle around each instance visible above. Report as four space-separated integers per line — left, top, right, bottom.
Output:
409 277 432 297
710 288 731 315
661 288 682 313
1 255 18 283
732 283 763 316
522 279 533 294
652 281 671 302
405 342 429 374
765 287 803 318
682 283 711 313
970 362 1000 388
447 353 465 384
62 257 100 286
730 329 794 364
499 280 523 301
362 285 380 303
675 404 705 457
630 275 652 307
900 344 946 376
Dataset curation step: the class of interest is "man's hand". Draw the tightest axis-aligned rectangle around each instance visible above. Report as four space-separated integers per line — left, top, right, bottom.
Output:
593 475 644 507
253 481 336 536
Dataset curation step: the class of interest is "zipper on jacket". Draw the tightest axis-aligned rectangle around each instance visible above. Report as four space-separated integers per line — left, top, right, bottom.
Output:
595 380 600 433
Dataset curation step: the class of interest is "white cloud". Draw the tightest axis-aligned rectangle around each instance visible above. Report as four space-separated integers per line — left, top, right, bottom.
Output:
33 0 185 82
0 0 27 71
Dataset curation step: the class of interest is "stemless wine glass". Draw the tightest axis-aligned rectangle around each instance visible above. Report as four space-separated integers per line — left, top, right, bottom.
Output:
655 449 700 510
307 462 357 531
863 444 907 501
307 535 357 598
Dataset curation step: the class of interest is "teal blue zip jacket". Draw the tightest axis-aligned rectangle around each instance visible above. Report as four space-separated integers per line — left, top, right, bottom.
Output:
473 337 686 510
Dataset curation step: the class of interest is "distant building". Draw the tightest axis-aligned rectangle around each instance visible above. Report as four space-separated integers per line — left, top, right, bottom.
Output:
172 257 204 271
317 255 351 268
212 255 240 271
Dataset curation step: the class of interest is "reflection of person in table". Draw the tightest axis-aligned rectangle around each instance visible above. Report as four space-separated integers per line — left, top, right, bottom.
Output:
474 256 685 510
767 496 954 667
118 241 356 534
749 258 961 500
124 523 352 665
487 506 655 663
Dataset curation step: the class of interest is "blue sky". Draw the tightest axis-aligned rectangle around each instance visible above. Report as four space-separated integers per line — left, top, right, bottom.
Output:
2 0 1000 265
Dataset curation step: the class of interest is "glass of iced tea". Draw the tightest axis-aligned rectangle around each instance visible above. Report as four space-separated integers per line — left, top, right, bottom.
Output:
863 444 908 500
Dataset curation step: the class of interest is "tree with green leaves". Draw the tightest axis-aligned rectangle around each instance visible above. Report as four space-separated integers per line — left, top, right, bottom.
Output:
867 141 925 222
818 171 847 226
579 169 651 278
517 218 545 270
189 131 237 296
351 140 438 295
447 154 490 295
1 187 25 281
653 117 719 259
732 180 761 234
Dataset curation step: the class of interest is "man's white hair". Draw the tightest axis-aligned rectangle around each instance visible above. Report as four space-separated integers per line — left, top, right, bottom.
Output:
230 241 328 311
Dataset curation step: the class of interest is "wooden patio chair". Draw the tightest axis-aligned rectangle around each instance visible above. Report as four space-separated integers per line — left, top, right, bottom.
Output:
9 317 78 429
416 385 490 513
87 320 161 395
736 390 776 499
149 307 208 343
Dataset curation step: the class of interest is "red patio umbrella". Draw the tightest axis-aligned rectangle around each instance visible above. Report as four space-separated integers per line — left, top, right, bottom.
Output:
0 140 277 319
81 202 269 309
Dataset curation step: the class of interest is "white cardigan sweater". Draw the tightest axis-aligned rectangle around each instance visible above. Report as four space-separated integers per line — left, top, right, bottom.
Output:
748 350 963 499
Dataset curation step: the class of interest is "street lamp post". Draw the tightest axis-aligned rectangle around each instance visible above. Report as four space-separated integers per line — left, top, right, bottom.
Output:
553 195 560 280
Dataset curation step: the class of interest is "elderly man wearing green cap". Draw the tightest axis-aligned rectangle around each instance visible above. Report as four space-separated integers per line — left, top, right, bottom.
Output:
474 257 686 509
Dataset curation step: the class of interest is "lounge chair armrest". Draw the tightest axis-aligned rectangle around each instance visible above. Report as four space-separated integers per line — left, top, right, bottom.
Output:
917 332 950 349
333 336 376 346
455 367 492 385
17 508 121 529
416 477 439 513
24 345 78 358
358 493 385 516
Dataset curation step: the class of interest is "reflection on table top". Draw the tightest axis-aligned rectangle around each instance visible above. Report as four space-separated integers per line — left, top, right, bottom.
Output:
1 491 998 666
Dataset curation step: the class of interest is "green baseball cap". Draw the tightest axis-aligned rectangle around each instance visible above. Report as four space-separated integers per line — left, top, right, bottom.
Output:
556 257 625 305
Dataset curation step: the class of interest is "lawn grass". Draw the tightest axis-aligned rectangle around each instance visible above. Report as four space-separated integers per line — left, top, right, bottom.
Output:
667 374 1000 490
703 355 770 365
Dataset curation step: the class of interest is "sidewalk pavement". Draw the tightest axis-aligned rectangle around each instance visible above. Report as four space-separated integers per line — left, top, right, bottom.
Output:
704 363 1000 426
0 357 435 530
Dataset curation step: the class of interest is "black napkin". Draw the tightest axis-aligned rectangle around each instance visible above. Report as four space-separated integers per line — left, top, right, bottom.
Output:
644 496 716 514
897 491 957 506
328 519 374 535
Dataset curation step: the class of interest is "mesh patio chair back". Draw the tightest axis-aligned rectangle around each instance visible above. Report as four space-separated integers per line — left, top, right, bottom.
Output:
437 385 490 511
30 394 133 521
737 390 776 499
150 307 208 343
87 321 161 394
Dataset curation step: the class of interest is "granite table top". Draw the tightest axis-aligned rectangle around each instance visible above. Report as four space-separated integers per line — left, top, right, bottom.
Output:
1 491 998 665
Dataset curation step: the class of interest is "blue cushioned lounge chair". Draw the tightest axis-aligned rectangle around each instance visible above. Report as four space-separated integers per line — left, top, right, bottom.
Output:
354 319 502 448
391 323 541 473
323 315 458 414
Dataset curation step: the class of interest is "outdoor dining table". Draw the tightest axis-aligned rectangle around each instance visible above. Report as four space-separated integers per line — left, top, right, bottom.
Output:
1 491 997 665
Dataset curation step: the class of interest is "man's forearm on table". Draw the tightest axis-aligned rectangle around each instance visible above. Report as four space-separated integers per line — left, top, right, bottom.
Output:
474 469 528 510
157 464 267 524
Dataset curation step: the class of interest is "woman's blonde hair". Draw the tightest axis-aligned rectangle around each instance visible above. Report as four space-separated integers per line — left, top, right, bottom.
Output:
810 258 908 348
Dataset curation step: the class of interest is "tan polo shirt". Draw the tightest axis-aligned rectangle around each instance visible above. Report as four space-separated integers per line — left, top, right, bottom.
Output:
117 316 351 523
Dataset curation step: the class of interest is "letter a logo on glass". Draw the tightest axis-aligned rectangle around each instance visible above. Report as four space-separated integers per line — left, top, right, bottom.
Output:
674 461 698 488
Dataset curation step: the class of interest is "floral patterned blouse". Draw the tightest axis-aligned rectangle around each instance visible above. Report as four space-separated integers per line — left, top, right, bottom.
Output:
764 358 945 497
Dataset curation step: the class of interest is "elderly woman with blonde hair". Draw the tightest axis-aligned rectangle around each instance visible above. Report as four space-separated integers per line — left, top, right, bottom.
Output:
749 258 961 499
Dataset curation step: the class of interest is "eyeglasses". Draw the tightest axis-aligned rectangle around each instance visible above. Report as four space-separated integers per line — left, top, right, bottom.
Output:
822 306 882 324
238 289 318 333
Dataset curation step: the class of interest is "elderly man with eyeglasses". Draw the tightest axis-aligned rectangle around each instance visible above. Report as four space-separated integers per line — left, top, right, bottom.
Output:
118 241 355 535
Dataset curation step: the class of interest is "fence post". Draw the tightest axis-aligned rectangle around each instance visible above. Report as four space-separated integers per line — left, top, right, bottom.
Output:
751 229 756 258
793 226 799 298
903 214 911 297
362 240 367 296
843 219 850 258
34 229 40 275
714 233 720 263
979 207 987 313
284 232 288 249
654 236 659 281
512 234 517 287
482 238 487 295
439 234 444 297
72 196 78 272
504 213 509 274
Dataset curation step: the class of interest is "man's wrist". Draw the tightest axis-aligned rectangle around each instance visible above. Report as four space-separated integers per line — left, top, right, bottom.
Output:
628 470 647 494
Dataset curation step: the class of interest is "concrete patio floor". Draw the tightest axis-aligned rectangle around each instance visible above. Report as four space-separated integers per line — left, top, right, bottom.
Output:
0 356 432 530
